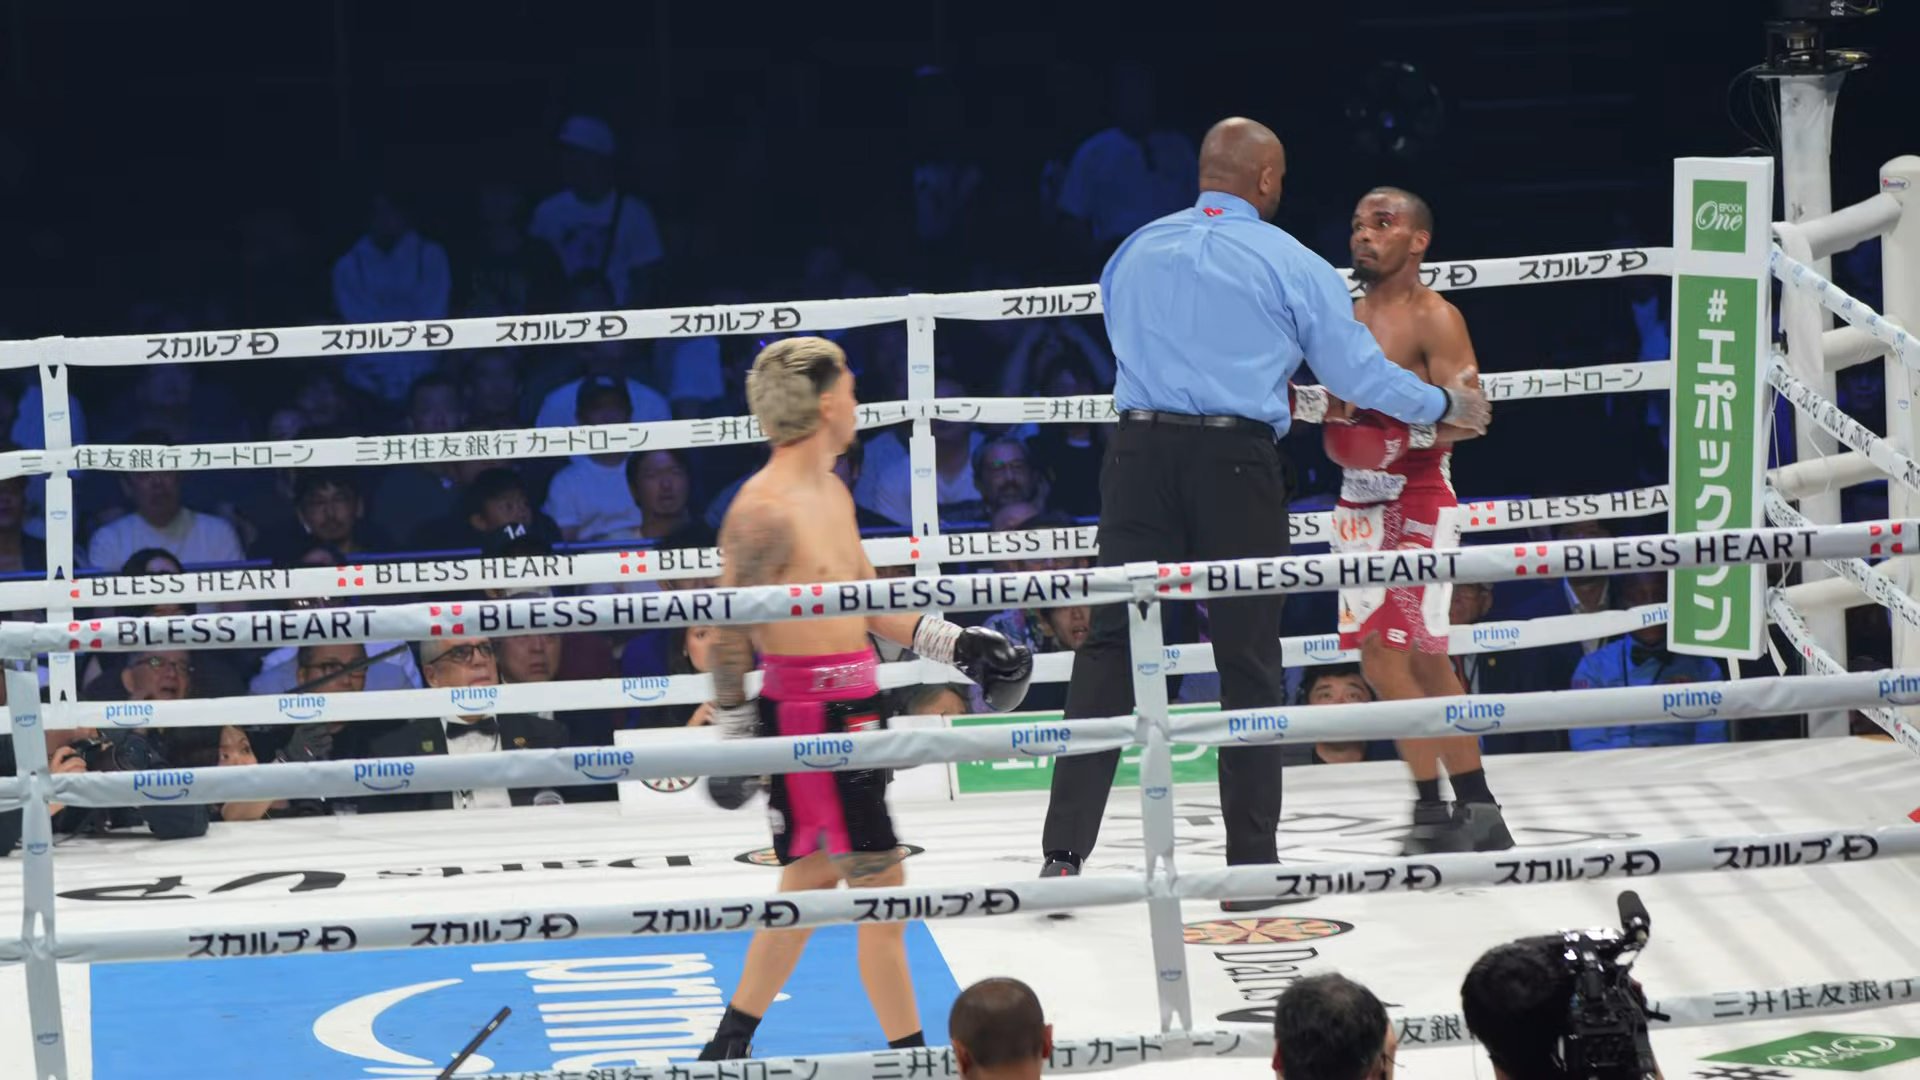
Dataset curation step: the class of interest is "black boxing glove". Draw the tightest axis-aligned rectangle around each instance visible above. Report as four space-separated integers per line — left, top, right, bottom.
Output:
913 616 1033 712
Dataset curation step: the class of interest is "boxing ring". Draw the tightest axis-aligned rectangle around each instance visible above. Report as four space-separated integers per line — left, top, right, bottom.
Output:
0 151 1919 1079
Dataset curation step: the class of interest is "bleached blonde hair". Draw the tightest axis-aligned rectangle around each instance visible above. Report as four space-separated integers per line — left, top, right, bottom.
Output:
746 336 846 445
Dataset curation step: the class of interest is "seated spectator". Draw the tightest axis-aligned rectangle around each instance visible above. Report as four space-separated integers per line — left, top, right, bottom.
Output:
1452 582 1570 756
411 466 558 553
458 182 567 317
1462 934 1665 1080
1499 520 1615 662
359 637 570 812
528 276 672 431
1273 973 1396 1080
968 437 1047 529
0 456 47 575
461 350 527 428
0 720 206 853
164 726 276 822
529 115 666 308
367 373 469 548
1296 663 1397 766
293 368 354 432
543 376 648 543
86 433 246 571
225 407 308 553
11 378 90 541
254 641 386 782
949 977 1051 1080
835 441 903 530
1016 341 1110 519
863 376 983 528
263 469 392 564
1568 572 1727 751
629 624 720 730
332 190 451 404
627 449 713 547
251 594 422 697
82 549 243 699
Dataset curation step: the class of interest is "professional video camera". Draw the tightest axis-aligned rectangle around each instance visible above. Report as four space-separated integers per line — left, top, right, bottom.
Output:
1553 891 1669 1080
1763 0 1883 75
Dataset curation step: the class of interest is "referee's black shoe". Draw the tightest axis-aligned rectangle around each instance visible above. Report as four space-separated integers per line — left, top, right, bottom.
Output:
1040 854 1080 877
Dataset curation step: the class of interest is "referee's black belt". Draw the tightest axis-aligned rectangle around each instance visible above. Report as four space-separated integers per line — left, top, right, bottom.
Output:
1120 409 1272 436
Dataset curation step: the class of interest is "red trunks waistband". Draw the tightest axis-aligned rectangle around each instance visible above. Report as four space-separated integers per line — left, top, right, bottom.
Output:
760 650 880 703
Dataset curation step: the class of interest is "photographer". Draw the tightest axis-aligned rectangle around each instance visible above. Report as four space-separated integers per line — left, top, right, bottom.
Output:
0 722 208 856
1461 924 1664 1080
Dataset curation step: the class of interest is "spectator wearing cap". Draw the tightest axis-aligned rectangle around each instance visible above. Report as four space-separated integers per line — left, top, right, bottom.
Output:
529 275 672 432
359 636 571 813
529 114 665 308
332 191 453 404
543 376 647 544
86 429 246 572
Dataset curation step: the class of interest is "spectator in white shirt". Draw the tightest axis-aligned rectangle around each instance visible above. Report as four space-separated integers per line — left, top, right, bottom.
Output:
529 276 672 431
87 433 246 571
528 115 665 307
863 376 984 528
331 192 452 404
542 376 646 543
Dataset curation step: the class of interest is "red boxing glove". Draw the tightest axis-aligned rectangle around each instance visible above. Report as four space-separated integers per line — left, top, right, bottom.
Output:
1324 410 1414 470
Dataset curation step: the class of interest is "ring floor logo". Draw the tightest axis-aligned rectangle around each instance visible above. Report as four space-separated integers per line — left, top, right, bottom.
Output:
1705 1031 1920 1072
91 925 961 1079
1184 915 1355 1026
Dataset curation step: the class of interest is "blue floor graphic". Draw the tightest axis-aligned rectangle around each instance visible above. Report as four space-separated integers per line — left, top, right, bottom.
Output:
91 925 960 1079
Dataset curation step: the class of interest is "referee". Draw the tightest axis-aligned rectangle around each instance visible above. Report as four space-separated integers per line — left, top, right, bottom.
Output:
1039 117 1490 909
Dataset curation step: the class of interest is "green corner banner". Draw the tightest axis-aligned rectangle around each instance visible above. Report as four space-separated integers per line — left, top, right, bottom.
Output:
1669 157 1774 660
949 707 1219 795
1706 1031 1920 1072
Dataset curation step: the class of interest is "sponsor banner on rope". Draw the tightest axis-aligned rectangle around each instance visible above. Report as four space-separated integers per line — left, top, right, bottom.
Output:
949 706 1219 795
1706 1032 1920 1072
1670 156 1773 660
89 929 960 1079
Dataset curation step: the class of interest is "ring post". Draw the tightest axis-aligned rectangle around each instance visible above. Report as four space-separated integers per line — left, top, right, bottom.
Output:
1670 157 1776 673
36 357 77 713
1773 72 1851 735
1123 561 1192 1034
7 659 69 1080
1881 156 1920 674
905 298 939 578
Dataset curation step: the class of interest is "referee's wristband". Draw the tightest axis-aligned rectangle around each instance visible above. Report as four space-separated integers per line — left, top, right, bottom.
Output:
1437 386 1460 425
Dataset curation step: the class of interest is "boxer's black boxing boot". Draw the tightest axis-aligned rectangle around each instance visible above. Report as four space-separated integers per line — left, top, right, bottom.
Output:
698 1006 761 1060
1454 802 1515 851
1040 852 1080 877
1400 799 1463 856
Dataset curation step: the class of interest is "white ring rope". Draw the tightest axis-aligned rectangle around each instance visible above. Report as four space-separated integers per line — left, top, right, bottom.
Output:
1764 489 1920 635
0 360 1670 485
1 519 1898 655
1771 245 1919 369
440 970 1920 1080
0 483 1677 614
1769 354 1920 494
1767 590 1920 757
14 665 1916 812
0 601 1670 736
0 246 1672 372
0 822 1908 968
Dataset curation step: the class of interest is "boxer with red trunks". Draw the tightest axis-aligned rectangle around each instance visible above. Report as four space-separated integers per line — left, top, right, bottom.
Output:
1295 187 1514 856
697 337 1033 1061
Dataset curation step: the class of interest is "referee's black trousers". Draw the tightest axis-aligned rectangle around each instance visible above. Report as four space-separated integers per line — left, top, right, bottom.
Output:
1042 415 1291 867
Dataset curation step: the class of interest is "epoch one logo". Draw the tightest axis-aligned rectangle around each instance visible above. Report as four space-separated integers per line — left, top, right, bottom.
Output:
1692 179 1747 253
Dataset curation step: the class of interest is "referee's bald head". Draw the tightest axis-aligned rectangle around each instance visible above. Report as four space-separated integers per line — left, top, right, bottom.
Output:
1199 117 1287 221
949 977 1051 1077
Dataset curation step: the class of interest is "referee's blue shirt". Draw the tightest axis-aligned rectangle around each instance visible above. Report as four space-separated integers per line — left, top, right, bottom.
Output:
1102 191 1450 437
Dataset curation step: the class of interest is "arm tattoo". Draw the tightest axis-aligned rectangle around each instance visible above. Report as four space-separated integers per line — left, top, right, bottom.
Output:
711 503 793 707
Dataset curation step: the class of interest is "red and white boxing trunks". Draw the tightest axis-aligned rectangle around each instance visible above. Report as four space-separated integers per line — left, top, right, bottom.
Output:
1331 449 1461 654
